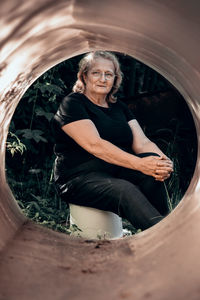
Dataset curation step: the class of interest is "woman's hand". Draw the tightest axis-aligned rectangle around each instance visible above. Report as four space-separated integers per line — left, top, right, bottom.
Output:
61 119 174 178
138 155 173 182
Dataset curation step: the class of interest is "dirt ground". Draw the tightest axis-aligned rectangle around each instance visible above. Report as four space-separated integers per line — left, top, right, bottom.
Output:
1 216 200 300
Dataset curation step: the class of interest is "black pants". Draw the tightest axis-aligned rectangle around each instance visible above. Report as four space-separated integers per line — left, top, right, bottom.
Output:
57 153 169 230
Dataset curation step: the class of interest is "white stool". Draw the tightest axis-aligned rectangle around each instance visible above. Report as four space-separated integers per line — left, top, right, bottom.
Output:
69 204 123 240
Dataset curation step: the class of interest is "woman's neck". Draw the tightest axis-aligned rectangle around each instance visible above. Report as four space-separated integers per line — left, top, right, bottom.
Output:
84 91 108 108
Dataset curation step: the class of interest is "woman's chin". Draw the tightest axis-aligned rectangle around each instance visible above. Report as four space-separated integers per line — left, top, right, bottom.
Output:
95 87 110 94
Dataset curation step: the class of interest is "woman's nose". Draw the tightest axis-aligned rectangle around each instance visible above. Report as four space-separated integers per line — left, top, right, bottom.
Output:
99 73 106 82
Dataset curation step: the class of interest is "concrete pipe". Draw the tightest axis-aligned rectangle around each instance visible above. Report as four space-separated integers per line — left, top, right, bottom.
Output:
0 0 200 299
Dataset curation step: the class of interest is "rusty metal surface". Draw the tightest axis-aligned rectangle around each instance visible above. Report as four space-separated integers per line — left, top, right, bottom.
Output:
0 0 200 299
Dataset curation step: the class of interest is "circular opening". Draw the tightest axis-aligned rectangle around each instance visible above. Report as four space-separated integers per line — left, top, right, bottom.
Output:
6 52 197 239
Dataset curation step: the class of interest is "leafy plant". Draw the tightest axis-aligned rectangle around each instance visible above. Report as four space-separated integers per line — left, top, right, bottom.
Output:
16 129 48 143
6 132 26 156
5 53 197 236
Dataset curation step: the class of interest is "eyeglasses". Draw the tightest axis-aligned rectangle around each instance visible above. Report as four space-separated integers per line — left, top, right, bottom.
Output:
90 71 115 81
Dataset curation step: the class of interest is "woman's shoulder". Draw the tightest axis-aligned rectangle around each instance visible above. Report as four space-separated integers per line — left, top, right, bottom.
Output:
62 92 85 103
60 92 87 110
53 92 89 126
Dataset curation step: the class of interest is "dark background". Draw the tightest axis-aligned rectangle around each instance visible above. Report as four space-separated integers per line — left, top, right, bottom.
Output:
5 52 197 233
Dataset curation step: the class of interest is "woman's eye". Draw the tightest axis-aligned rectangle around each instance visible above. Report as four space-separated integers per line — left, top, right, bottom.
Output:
91 71 114 79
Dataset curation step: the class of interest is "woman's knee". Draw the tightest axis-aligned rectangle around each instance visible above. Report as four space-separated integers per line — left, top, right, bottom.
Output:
140 175 165 195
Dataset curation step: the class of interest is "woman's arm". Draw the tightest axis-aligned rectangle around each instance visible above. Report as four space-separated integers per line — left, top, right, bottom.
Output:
61 119 173 180
128 119 173 180
128 119 167 157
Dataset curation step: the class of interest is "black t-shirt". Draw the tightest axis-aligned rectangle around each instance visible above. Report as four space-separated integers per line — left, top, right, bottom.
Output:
52 92 136 181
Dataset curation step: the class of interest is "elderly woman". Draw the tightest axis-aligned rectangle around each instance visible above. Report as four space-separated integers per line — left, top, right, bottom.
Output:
52 51 173 230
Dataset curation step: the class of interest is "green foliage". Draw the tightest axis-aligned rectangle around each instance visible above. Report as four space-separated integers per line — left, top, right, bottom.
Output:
5 57 80 234
6 132 26 156
6 53 196 236
16 129 48 143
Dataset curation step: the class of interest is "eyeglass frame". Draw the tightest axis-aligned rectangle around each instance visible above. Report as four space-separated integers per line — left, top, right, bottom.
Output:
88 70 116 81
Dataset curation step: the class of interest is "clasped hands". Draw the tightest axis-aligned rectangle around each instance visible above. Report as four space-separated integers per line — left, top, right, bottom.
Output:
140 155 174 182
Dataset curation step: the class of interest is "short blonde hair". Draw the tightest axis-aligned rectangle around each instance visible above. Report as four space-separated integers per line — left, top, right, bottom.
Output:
72 51 123 103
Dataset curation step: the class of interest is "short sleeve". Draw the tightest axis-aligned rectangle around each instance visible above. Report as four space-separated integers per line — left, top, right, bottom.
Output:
54 93 90 127
118 100 136 122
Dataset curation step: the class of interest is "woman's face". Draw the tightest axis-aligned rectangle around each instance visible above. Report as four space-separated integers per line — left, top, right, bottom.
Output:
84 58 115 97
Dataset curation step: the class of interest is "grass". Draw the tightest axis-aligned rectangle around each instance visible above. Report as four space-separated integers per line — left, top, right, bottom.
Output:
6 162 183 237
6 138 185 237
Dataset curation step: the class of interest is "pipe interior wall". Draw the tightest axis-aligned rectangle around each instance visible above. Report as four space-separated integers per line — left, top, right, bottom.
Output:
0 1 200 299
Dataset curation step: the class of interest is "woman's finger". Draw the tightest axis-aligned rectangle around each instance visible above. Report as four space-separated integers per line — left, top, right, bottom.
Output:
154 175 170 181
156 160 173 168
153 167 173 177
156 156 174 168
153 169 172 181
